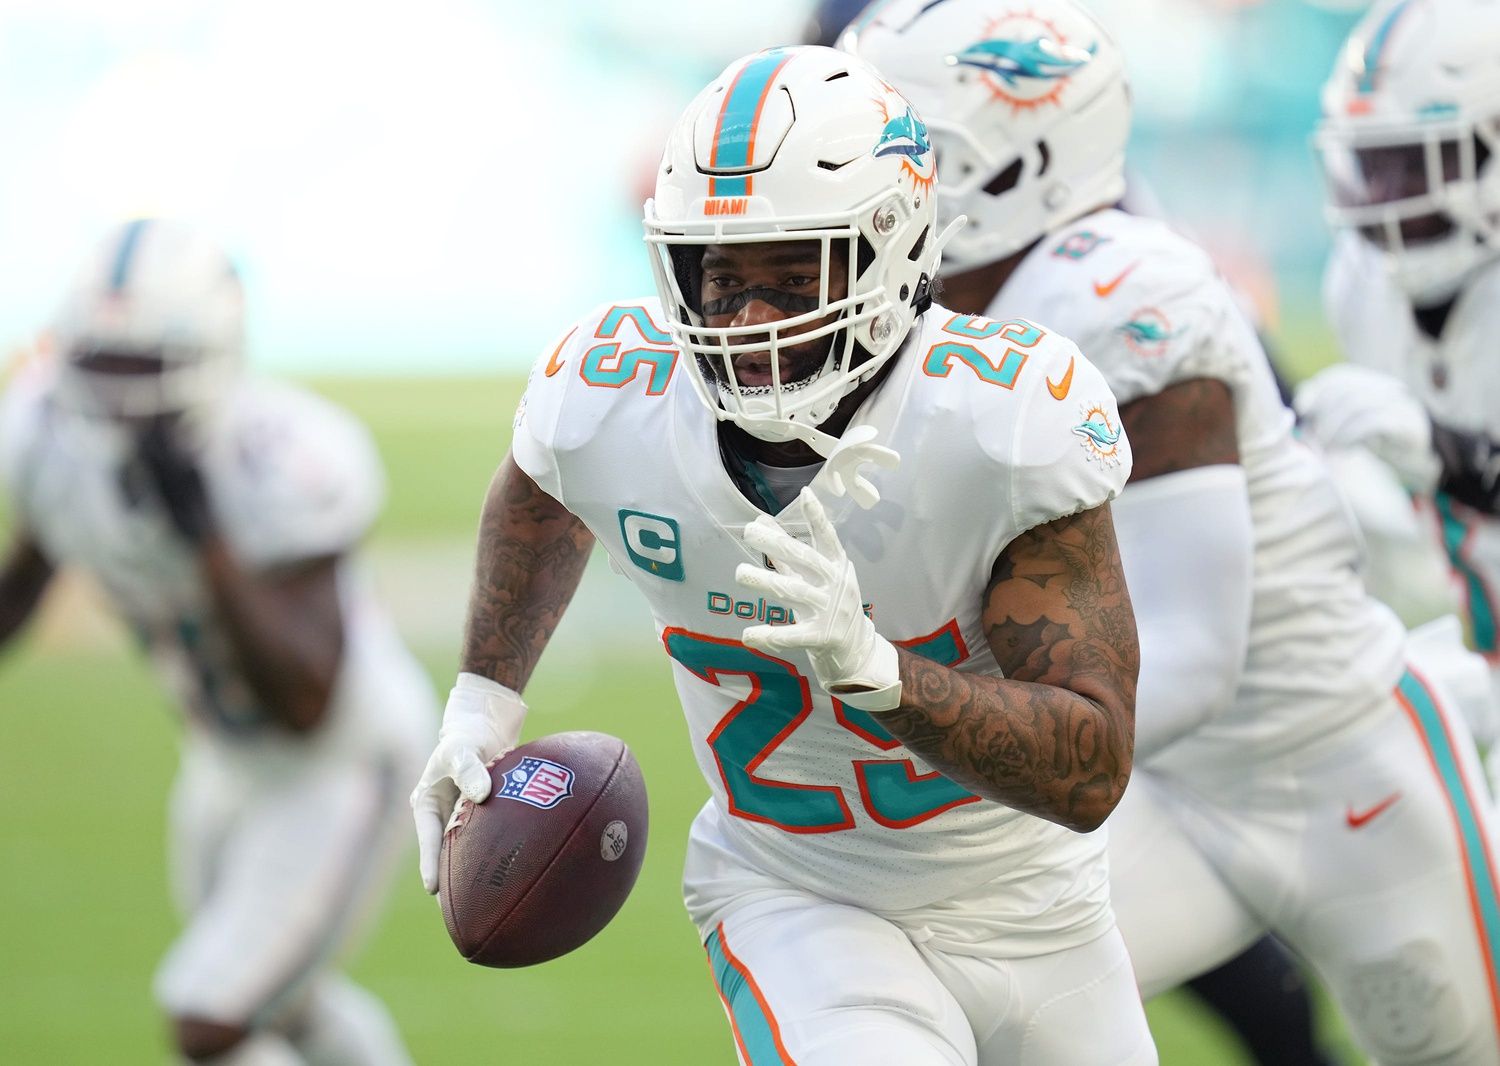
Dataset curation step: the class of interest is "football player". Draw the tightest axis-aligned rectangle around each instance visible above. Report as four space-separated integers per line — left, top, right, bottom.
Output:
0 219 437 1066
412 45 1157 1065
846 1 1500 1062
1303 0 1500 745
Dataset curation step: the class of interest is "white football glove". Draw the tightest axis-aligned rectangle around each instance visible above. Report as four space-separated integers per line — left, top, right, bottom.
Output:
736 488 901 711
1293 364 1440 494
811 424 900 510
409 673 528 894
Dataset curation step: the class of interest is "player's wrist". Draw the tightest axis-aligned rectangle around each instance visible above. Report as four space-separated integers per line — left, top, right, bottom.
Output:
828 634 902 712
444 672 528 752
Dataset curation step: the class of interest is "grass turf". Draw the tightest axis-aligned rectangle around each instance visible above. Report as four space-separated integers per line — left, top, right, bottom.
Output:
1 646 1359 1064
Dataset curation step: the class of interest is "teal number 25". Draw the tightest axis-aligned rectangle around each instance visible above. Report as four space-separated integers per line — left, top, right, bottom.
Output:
663 622 980 834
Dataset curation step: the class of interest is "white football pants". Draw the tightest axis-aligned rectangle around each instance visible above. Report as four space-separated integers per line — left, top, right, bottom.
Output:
1111 666 1500 1065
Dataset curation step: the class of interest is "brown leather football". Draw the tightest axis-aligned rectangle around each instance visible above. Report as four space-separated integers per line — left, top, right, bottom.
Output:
438 731 648 967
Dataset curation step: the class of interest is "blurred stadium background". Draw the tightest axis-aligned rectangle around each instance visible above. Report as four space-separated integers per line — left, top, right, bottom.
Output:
0 0 1378 1061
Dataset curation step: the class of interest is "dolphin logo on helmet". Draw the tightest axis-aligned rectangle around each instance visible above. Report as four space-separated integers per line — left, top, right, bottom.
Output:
873 106 933 162
947 36 1095 86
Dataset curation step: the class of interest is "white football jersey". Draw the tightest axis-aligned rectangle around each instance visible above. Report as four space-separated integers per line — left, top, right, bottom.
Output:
514 297 1128 938
0 363 435 758
1324 231 1500 438
1325 233 1500 670
996 209 1407 759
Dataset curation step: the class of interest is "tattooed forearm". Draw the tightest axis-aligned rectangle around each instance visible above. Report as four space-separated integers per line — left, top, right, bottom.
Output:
459 453 594 691
877 504 1139 832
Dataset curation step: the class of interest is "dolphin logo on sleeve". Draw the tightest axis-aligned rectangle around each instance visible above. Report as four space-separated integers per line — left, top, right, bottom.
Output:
1072 403 1124 468
1120 320 1172 344
1072 415 1122 450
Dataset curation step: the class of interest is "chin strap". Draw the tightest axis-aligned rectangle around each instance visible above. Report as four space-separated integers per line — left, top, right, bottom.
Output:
905 215 968 317
929 214 968 279
811 424 901 509
733 418 900 510
735 413 849 462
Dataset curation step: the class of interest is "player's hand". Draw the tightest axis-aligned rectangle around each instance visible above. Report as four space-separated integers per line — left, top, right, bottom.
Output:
736 488 901 712
136 417 215 542
812 424 900 510
410 674 529 894
1294 364 1440 493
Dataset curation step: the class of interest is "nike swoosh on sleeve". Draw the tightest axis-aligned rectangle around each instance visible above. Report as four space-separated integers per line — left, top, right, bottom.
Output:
1046 357 1075 400
544 327 578 377
1093 261 1141 298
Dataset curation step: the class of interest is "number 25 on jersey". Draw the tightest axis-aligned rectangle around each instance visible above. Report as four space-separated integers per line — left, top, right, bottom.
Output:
664 623 980 833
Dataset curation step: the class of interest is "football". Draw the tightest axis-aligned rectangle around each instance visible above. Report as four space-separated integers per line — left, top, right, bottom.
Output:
438 731 648 968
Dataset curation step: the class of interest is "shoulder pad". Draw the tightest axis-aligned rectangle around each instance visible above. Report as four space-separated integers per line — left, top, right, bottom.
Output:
905 308 1130 530
1009 214 1256 406
512 298 680 504
214 382 385 568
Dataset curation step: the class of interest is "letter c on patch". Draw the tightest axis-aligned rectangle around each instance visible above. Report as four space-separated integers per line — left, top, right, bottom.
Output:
618 510 685 581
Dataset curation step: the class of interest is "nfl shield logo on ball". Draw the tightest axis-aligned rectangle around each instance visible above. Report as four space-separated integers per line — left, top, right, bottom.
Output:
496 757 575 809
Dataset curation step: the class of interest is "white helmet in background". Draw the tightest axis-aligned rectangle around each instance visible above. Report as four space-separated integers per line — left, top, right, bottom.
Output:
644 45 942 454
53 218 245 417
841 0 1129 271
1316 0 1500 304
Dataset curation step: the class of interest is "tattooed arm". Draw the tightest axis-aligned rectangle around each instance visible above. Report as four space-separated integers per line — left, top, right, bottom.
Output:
876 503 1140 832
459 452 595 691
411 452 595 891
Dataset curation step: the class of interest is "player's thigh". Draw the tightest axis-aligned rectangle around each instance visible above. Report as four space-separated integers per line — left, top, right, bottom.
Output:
706 892 978 1066
166 740 246 917
923 929 1157 1066
1106 770 1263 998
154 751 409 1026
1282 670 1500 1064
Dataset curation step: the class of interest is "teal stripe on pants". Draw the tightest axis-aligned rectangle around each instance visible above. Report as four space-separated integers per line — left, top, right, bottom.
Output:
1398 669 1500 993
706 927 787 1065
1436 493 1498 652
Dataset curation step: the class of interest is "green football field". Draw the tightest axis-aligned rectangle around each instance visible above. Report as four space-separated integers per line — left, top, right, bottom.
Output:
0 373 1367 1064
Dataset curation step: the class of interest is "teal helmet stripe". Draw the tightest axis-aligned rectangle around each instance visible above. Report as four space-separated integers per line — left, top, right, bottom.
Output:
1396 668 1500 1011
1357 0 1414 94
109 217 151 292
708 49 795 197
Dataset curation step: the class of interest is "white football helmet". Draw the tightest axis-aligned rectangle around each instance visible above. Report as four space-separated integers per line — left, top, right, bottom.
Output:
1316 0 1500 304
841 0 1129 271
53 218 245 418
644 46 943 454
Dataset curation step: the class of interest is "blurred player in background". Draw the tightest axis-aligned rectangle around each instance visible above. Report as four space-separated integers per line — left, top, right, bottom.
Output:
802 0 870 47
847 1 1500 1061
413 45 1158 1064
0 219 436 1066
839 3 1324 1062
1303 0 1500 760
